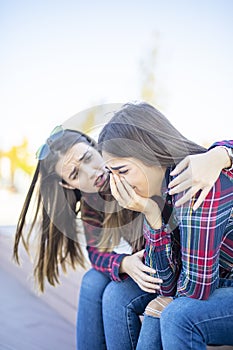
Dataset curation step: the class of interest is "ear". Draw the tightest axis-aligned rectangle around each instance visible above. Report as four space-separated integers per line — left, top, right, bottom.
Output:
59 181 76 190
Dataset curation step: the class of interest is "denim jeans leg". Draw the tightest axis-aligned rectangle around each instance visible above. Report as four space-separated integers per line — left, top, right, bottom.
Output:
76 269 110 350
136 315 162 350
160 285 233 350
102 277 156 350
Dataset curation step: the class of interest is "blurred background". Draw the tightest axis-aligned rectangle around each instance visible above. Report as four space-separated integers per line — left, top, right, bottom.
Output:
1 0 233 226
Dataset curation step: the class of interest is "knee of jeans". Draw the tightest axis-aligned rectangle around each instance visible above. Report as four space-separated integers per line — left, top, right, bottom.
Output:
160 298 191 330
102 281 121 310
80 268 110 300
102 280 134 313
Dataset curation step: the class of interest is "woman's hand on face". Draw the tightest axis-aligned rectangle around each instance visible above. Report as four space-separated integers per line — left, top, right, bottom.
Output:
110 174 162 229
109 173 147 212
168 148 226 210
120 250 163 293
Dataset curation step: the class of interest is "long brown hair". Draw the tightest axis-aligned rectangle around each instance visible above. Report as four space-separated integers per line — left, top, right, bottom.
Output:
13 129 99 292
97 186 145 253
98 101 207 248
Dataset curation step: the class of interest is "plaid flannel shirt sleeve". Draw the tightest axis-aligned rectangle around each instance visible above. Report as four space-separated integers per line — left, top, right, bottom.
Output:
143 220 180 296
81 197 129 281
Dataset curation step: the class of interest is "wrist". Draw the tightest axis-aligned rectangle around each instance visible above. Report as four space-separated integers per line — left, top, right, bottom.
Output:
219 146 233 170
119 255 129 274
144 199 162 229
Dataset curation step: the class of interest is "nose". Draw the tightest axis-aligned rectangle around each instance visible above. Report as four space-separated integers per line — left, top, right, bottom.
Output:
84 163 103 179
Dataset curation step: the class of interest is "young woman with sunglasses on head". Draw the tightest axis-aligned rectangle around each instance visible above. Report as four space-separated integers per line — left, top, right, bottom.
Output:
98 101 233 350
13 126 160 350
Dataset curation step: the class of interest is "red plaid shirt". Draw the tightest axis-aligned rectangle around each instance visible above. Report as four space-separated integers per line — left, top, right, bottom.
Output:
81 193 130 281
143 140 233 300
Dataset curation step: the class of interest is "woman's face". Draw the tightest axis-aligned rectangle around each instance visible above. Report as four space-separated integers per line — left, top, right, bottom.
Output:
55 142 107 193
102 151 165 197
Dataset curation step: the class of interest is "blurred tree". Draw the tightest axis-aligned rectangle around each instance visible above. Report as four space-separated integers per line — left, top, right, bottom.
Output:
81 109 96 134
0 138 35 191
139 32 164 109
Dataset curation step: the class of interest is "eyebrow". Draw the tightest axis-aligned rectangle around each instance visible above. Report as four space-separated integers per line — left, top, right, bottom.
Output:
110 165 127 170
69 150 89 179
79 150 89 161
69 167 77 179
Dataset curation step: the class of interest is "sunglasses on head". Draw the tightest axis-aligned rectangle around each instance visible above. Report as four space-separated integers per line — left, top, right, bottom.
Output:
36 125 64 160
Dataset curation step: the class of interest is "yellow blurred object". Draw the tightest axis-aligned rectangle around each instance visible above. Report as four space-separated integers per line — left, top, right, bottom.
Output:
0 138 36 191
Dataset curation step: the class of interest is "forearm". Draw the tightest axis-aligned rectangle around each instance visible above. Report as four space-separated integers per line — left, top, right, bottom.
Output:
87 246 129 281
143 220 180 296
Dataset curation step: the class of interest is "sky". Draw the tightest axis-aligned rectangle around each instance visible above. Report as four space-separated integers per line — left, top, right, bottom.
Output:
1 0 233 154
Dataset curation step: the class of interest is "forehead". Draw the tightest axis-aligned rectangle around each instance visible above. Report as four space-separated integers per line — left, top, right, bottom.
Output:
64 142 90 161
102 151 136 168
55 142 91 175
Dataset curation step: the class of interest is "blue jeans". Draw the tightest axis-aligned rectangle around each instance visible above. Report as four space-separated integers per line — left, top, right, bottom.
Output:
136 279 233 350
76 268 155 350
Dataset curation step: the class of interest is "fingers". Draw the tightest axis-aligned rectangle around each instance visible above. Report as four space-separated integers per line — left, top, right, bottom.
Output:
170 157 189 176
110 174 129 205
141 264 157 275
193 187 211 211
128 252 163 293
110 174 131 207
120 177 136 197
174 187 198 207
169 179 192 195
137 280 160 294
169 170 189 189
135 249 145 258
175 187 195 207
109 173 119 200
174 186 211 210
135 261 163 293
135 250 157 275
136 272 162 293
113 174 130 196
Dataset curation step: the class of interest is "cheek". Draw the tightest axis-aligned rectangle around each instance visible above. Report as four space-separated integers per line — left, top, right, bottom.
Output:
75 175 93 192
135 172 149 189
121 174 135 187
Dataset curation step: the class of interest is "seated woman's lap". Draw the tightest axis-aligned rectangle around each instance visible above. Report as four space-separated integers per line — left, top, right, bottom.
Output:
160 286 233 349
76 268 111 350
102 276 155 350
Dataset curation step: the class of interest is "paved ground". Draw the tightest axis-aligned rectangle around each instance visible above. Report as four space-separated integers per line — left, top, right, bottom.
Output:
0 226 233 350
0 227 86 350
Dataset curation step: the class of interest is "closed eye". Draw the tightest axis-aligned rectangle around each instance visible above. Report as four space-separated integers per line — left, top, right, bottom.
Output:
73 169 79 179
118 169 128 174
84 152 93 162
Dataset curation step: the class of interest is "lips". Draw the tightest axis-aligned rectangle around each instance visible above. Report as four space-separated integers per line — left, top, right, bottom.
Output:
94 173 107 187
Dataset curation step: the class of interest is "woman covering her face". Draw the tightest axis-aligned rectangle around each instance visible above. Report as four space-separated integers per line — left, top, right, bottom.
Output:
98 101 233 350
13 116 232 350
